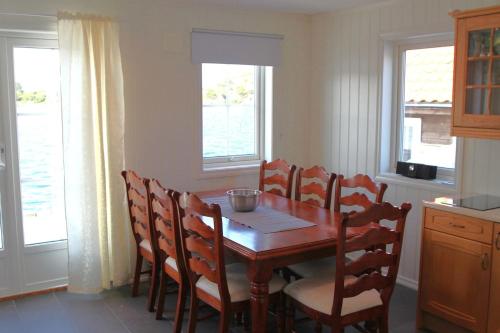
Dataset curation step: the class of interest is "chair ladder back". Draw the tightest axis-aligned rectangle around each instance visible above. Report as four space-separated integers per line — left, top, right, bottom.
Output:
334 174 388 213
332 202 412 318
259 159 296 198
146 179 185 268
178 193 231 304
122 170 153 246
295 165 336 209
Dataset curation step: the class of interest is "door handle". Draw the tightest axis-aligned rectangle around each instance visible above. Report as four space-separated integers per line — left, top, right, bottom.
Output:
481 253 489 271
496 232 500 251
0 144 5 170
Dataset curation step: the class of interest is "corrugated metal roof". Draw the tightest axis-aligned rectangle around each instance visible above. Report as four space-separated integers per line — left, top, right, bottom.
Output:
404 46 454 104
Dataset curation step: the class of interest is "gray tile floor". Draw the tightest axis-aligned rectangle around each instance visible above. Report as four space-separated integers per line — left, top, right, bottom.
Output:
0 283 426 333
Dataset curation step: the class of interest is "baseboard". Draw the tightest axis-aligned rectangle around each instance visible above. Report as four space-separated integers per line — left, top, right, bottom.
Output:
396 275 418 290
25 277 68 288
0 285 67 302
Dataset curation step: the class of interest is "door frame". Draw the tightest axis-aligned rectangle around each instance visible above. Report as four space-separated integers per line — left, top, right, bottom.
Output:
0 30 68 298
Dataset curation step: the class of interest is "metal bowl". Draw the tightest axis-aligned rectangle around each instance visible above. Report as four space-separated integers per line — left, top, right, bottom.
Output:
226 189 261 212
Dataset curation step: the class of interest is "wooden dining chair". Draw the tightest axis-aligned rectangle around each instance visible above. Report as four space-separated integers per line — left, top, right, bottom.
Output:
259 159 296 198
121 170 159 312
145 179 187 331
334 174 388 213
178 192 287 333
289 174 388 281
286 166 336 279
294 165 336 209
284 202 412 333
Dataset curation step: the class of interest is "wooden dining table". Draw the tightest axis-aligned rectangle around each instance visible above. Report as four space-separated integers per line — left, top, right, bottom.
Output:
198 189 365 333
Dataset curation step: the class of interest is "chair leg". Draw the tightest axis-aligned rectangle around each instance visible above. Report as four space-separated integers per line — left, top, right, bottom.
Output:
243 310 250 331
218 307 231 333
132 251 143 297
187 291 199 333
155 271 168 320
283 268 292 283
235 312 243 326
314 321 322 333
285 298 295 333
173 280 187 333
364 320 378 333
277 293 285 333
379 312 389 333
147 260 160 312
330 327 343 333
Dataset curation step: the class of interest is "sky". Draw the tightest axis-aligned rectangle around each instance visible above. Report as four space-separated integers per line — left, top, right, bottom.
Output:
13 47 60 97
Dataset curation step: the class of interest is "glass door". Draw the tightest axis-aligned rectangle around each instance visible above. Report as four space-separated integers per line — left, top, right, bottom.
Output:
0 35 68 298
465 28 500 115
453 14 500 130
13 46 67 246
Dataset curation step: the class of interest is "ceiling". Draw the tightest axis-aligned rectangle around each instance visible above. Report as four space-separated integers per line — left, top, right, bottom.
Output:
184 0 389 14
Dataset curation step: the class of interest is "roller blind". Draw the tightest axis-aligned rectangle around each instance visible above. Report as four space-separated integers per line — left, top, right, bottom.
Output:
191 29 283 66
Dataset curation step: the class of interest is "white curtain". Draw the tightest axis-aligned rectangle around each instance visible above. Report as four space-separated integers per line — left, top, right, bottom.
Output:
58 12 130 293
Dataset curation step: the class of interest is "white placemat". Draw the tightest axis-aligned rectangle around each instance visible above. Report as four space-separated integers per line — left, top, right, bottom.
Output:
204 196 316 234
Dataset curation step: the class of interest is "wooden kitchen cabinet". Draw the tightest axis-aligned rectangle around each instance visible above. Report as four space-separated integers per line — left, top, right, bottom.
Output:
418 207 497 333
488 224 500 333
451 6 500 139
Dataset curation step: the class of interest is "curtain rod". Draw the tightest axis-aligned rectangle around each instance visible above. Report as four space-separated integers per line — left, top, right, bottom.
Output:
192 28 284 40
0 12 56 19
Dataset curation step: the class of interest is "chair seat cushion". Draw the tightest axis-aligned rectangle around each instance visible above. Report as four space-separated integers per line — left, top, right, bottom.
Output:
287 257 337 278
139 239 152 253
196 263 287 303
284 274 382 316
165 257 177 271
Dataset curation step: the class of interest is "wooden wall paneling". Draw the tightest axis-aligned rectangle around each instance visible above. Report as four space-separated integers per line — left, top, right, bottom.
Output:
378 4 392 33
311 0 500 288
390 1 405 32
332 16 342 173
340 13 351 176
367 9 380 177
357 10 370 175
348 13 360 176
412 0 427 30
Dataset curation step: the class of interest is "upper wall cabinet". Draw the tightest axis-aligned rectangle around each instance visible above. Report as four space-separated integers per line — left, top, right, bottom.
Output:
451 6 500 139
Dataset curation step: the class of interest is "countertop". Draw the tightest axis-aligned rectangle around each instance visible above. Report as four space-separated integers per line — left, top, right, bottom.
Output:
423 197 500 223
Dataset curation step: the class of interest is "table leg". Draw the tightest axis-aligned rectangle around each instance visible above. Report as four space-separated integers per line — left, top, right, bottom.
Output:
248 263 272 333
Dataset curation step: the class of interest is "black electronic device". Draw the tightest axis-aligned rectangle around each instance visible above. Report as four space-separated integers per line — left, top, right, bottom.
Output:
396 161 437 180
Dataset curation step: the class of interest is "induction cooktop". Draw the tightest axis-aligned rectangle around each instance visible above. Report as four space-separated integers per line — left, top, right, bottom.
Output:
449 195 500 211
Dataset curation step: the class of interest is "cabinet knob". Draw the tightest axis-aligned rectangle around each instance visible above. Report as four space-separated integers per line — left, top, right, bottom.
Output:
481 253 489 270
496 232 500 251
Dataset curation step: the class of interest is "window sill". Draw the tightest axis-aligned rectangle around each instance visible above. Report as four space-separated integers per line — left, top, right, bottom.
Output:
198 163 260 180
375 172 458 194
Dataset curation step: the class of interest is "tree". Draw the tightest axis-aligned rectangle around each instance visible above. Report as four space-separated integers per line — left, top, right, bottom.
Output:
203 74 254 106
15 83 47 103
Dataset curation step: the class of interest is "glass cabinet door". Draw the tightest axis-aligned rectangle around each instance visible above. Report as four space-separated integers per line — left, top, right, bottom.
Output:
465 27 500 116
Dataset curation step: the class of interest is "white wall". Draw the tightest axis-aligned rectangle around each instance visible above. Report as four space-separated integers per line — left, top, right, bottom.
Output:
0 0 312 192
0 0 311 294
310 0 500 288
118 0 312 192
4 0 500 291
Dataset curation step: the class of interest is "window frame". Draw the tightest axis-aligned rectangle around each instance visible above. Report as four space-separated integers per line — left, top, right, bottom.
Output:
201 64 266 170
393 39 458 182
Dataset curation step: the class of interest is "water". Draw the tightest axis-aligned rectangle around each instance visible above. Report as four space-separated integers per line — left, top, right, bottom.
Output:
13 102 255 244
203 105 257 158
16 103 67 245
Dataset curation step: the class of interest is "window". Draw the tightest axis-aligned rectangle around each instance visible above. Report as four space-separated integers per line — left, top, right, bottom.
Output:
396 44 457 177
202 63 267 168
13 47 67 245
